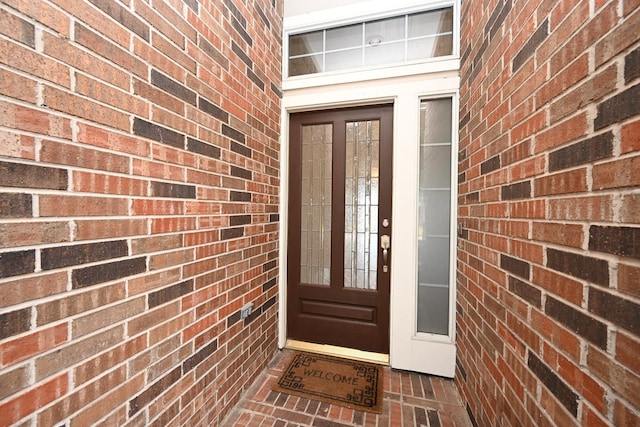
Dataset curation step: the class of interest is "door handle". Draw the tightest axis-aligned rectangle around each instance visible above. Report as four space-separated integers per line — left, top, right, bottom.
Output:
381 235 390 273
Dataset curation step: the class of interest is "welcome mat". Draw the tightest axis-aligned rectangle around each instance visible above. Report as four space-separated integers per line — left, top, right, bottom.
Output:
273 352 384 413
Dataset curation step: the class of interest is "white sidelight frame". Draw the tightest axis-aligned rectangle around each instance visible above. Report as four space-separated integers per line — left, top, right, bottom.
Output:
279 0 460 377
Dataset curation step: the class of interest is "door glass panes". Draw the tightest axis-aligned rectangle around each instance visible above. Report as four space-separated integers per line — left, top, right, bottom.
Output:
287 7 454 77
417 98 452 336
300 124 332 286
344 120 380 290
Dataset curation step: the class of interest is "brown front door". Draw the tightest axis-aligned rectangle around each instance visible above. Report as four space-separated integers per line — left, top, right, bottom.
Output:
287 104 393 354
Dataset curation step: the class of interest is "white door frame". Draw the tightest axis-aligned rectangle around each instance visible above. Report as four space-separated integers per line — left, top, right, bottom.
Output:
277 73 460 377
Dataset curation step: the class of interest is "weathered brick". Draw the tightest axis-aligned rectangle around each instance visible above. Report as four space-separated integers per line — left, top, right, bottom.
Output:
595 8 640 68
43 85 131 131
592 156 640 190
548 132 613 172
151 181 197 199
230 141 252 158
618 263 640 299
40 195 129 217
36 327 123 380
500 255 530 280
0 250 35 279
74 22 147 78
594 83 640 130
528 352 578 416
0 67 37 104
508 277 541 308
534 168 587 196
546 248 609 286
36 283 126 326
230 191 252 202
0 272 67 309
1 323 68 366
513 19 548 72
42 240 128 270
72 258 147 289
589 226 640 259
151 69 196 106
182 339 218 373
247 68 265 91
148 280 194 308
545 296 608 349
0 374 68 426
187 137 222 159
481 155 500 175
501 181 531 200
133 118 185 148
74 73 148 118
0 160 67 190
0 366 29 401
129 366 182 416
0 307 31 340
625 47 640 83
532 222 583 248
222 124 246 144
588 288 640 336
550 65 617 123
199 38 230 69
0 193 31 218
86 0 149 41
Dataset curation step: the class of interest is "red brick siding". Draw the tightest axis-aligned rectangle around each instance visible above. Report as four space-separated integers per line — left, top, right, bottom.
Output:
458 0 640 425
0 0 282 425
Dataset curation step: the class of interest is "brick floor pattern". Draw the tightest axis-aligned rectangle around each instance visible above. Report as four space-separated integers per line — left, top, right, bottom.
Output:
222 350 472 427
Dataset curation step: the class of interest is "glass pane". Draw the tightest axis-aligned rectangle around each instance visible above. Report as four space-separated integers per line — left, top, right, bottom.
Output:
418 236 450 284
408 8 453 38
365 41 405 67
365 16 405 43
286 7 453 77
300 124 332 286
417 284 449 335
344 120 379 290
326 23 362 51
417 98 453 335
289 54 323 77
420 189 450 236
420 98 452 143
325 48 362 72
420 145 451 189
407 34 453 60
290 31 323 56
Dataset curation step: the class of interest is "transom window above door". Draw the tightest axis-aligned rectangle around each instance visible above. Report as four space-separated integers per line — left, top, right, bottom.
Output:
287 7 454 77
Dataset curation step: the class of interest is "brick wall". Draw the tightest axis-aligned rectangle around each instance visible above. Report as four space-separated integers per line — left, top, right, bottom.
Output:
457 0 640 425
0 0 282 425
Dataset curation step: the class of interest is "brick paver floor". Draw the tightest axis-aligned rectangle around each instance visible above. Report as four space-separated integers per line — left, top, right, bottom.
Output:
222 349 472 427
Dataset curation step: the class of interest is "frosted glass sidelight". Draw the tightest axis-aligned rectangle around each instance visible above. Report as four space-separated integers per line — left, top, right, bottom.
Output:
421 189 450 236
420 145 451 189
417 98 453 335
344 120 380 290
300 124 332 286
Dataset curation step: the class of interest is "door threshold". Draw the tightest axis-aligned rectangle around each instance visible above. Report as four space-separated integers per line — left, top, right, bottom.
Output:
285 339 389 365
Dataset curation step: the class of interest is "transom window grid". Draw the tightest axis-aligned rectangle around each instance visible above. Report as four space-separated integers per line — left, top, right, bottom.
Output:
288 7 454 77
